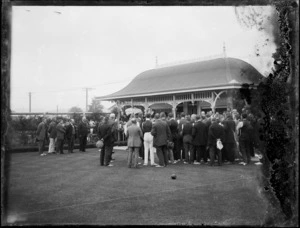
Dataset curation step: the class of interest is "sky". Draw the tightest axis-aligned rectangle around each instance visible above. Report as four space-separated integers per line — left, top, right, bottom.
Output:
10 5 278 113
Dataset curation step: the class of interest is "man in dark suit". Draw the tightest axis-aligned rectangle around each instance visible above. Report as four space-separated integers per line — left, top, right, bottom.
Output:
56 119 66 154
236 113 253 165
151 112 171 167
126 118 143 168
182 116 194 164
99 116 114 167
192 115 208 164
97 116 105 165
78 117 89 152
65 119 77 153
222 114 236 163
47 117 57 154
36 117 48 156
208 117 225 166
202 113 212 162
108 113 118 162
167 112 179 163
177 112 187 161
190 114 197 163
135 112 144 161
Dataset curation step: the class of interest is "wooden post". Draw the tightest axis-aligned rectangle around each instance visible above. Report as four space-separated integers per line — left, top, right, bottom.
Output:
196 101 201 115
226 89 233 111
172 95 177 118
183 102 188 114
211 92 216 114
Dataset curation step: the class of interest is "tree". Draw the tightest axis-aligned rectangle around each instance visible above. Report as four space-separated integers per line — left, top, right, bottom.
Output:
88 97 104 113
69 106 83 113
111 106 119 117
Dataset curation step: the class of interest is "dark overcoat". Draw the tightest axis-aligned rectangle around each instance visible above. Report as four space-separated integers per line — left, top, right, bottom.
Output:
207 122 225 146
151 119 171 147
192 121 208 146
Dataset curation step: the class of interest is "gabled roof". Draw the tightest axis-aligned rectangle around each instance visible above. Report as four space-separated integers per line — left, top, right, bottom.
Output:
97 57 264 100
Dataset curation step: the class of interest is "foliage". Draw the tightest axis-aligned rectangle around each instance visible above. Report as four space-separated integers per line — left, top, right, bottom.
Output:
70 112 84 125
69 106 83 113
86 112 105 123
235 3 297 224
88 97 104 113
111 106 119 117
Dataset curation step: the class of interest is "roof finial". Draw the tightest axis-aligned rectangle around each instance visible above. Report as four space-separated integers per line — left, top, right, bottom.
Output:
155 56 158 68
223 42 227 58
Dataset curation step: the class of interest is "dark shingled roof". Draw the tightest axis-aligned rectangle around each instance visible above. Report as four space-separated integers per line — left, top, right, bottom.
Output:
98 57 264 100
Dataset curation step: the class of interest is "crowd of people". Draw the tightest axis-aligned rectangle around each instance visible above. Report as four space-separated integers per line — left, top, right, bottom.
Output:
35 108 264 169
36 116 91 156
97 109 264 168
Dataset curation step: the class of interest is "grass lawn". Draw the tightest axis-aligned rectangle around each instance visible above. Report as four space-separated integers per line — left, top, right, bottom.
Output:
5 147 272 225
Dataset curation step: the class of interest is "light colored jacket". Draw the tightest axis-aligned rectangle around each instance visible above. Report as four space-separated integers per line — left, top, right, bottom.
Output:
56 123 66 140
126 124 143 147
36 122 47 140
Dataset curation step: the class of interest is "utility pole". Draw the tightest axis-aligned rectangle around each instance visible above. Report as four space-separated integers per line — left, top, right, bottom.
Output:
83 88 95 112
29 92 31 113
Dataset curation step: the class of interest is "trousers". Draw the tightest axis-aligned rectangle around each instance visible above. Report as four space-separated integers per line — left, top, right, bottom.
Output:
67 135 75 152
104 144 113 166
194 145 207 162
239 140 251 164
172 136 180 161
38 139 45 154
168 149 174 163
223 143 235 162
100 146 105 166
56 139 64 153
156 145 168 166
79 135 87 151
184 142 194 164
209 145 222 166
48 138 56 153
128 147 140 168
144 132 154 165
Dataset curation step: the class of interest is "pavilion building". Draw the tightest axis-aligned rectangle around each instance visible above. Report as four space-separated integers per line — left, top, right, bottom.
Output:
96 55 264 118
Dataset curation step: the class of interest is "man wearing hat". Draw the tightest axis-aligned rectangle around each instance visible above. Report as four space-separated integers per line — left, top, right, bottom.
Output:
47 117 57 154
207 117 225 166
136 112 145 161
36 117 48 156
109 113 118 162
221 113 236 164
236 113 253 165
56 119 66 154
192 115 208 164
151 112 171 167
65 119 77 153
177 112 187 161
126 118 143 168
99 116 114 167
78 117 89 152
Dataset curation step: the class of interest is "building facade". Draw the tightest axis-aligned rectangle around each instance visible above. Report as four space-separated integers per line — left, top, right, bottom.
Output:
96 56 263 117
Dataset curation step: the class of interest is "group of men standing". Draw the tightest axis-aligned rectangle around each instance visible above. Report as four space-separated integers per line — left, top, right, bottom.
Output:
123 110 259 168
35 109 260 169
36 116 90 156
